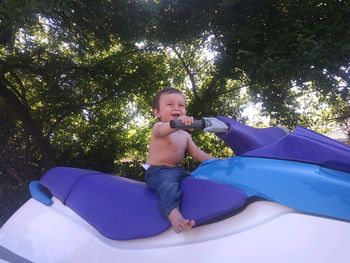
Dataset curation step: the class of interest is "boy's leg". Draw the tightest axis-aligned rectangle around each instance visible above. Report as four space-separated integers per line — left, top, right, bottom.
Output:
159 172 195 232
168 207 195 233
145 167 195 232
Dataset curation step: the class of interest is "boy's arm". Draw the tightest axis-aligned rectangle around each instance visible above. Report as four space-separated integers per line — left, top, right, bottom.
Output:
151 122 178 137
186 134 214 162
152 116 194 137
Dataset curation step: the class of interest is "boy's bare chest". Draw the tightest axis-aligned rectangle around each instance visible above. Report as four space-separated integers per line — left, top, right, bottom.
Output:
167 132 187 148
152 132 185 154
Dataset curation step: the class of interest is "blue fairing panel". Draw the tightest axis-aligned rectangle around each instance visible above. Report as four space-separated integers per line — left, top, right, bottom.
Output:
191 157 350 222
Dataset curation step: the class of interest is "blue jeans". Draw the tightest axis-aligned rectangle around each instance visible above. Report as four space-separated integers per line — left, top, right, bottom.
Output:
145 166 189 218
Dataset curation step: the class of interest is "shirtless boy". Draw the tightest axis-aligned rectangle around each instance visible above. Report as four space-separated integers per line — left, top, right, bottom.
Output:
145 87 213 233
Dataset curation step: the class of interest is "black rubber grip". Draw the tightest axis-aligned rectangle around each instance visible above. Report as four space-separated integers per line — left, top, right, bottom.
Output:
170 119 205 130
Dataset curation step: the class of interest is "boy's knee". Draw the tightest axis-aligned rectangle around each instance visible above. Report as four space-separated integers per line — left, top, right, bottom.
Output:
158 181 181 196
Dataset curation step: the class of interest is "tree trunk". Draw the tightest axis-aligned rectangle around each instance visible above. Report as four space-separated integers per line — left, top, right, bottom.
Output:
0 78 55 170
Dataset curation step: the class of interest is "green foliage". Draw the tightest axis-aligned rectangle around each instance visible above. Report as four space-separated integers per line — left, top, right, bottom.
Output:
1 1 350 227
0 103 15 145
192 131 232 157
0 0 169 172
152 0 349 128
0 0 349 179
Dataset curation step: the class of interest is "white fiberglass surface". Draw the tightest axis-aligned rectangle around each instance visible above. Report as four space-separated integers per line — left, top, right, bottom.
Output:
1 198 350 263
1 198 295 248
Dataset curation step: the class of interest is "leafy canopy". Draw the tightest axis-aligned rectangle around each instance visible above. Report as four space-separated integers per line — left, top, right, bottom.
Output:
0 0 349 176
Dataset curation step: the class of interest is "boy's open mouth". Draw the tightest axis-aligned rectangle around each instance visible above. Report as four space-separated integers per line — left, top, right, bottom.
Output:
172 114 180 118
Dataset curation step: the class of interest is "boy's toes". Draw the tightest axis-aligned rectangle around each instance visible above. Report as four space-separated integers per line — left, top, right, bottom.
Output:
180 219 194 231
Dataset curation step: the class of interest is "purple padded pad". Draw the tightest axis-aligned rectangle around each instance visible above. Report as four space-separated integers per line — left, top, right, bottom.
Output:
40 167 247 240
40 166 102 203
181 177 246 225
216 116 287 155
66 172 169 240
244 126 350 173
216 116 350 173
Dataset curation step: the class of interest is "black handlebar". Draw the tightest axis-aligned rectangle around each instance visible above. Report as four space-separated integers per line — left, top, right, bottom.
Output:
170 119 206 130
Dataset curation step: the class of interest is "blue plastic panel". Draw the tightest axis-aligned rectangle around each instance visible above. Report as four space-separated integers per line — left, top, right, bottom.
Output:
29 181 53 206
192 157 350 221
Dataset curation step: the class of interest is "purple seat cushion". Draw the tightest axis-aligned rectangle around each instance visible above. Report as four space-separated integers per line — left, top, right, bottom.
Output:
244 126 350 173
216 116 287 155
40 167 247 240
66 172 169 240
181 177 246 225
40 167 102 203
216 116 350 173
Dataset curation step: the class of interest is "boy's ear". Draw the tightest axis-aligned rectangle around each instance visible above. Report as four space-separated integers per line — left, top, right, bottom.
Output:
153 108 160 118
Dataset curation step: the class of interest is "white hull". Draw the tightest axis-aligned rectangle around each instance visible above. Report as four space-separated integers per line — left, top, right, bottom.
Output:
1 197 350 263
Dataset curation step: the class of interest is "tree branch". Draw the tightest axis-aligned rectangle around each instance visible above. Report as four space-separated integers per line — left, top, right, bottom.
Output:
171 46 200 100
6 70 28 105
0 74 55 169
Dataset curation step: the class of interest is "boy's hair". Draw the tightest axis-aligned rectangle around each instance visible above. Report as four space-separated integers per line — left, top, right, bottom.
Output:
152 87 184 110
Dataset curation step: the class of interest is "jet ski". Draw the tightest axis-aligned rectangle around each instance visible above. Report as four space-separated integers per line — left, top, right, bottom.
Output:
0 116 349 263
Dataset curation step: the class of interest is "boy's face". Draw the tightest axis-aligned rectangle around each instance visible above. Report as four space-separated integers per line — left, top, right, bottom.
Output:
154 92 186 122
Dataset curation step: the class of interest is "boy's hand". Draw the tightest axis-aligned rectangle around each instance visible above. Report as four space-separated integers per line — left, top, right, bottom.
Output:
177 116 194 126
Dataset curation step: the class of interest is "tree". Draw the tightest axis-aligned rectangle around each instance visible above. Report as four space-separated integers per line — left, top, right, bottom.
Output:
1 0 349 176
0 0 158 171
153 0 350 127
1 1 350 227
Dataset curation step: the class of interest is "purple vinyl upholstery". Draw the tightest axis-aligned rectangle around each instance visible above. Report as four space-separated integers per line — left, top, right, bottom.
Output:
40 167 246 240
216 116 350 173
216 116 287 155
244 126 350 173
40 167 102 203
181 177 246 225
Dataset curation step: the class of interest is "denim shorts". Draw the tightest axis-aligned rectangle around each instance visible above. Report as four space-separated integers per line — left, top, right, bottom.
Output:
145 166 189 218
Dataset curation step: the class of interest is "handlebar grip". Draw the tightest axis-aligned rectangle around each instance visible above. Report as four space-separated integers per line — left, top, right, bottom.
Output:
170 119 205 130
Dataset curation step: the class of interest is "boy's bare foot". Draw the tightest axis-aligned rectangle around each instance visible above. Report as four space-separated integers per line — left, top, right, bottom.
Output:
168 207 195 233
